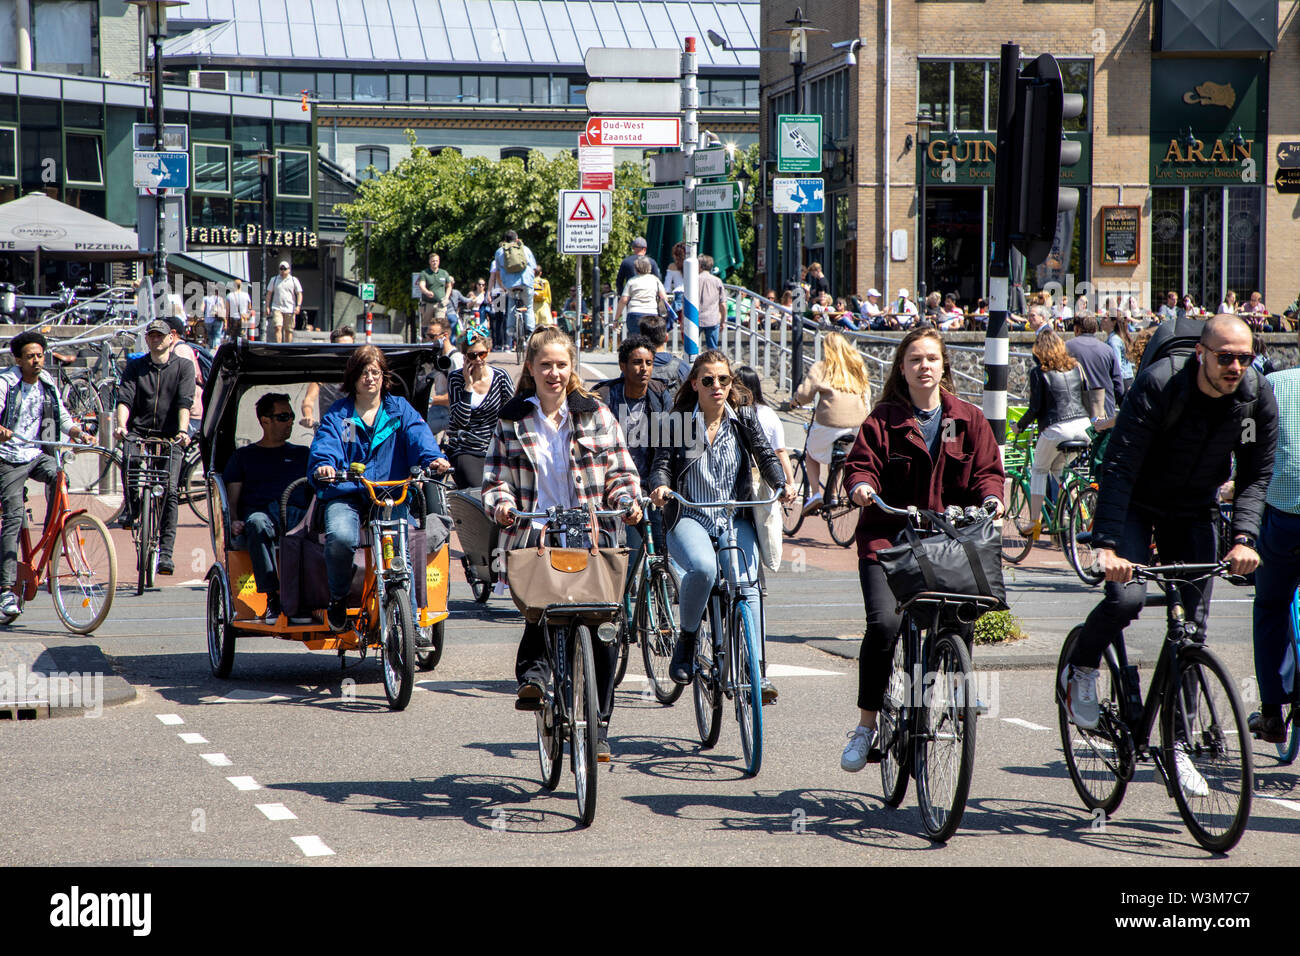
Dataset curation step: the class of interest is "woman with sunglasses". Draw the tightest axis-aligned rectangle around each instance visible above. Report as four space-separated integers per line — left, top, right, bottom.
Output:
309 345 451 632
443 327 514 489
648 350 792 691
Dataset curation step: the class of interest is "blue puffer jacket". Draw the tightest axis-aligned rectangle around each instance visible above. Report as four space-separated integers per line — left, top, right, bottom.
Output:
308 393 446 503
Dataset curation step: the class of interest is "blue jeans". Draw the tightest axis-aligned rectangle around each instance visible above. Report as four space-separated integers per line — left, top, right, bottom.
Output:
205 317 225 351
1253 506 1300 709
668 514 760 634
625 313 654 337
700 325 719 350
323 497 409 602
231 510 281 595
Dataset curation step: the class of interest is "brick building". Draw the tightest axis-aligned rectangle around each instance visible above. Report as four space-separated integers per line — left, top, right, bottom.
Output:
758 0 1292 314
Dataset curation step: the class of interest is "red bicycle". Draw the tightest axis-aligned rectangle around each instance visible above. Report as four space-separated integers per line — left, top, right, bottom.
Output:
2 439 118 633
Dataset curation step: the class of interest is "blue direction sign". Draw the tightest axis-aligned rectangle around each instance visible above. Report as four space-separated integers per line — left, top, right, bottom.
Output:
133 151 190 190
772 178 824 214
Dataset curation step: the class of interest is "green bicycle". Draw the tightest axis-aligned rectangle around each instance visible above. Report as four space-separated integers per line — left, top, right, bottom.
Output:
1001 427 1094 566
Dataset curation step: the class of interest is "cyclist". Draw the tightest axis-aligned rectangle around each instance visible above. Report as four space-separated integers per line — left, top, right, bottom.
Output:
308 345 451 632
792 330 871 516
646 350 790 693
1010 328 1092 542
1248 328 1300 743
113 318 196 576
225 392 310 624
1062 315 1275 739
839 327 1005 771
0 331 94 619
444 327 514 489
483 327 642 760
494 230 537 350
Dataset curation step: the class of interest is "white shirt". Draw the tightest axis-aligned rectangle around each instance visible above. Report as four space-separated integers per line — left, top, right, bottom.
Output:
227 289 252 318
0 381 43 464
665 267 685 296
753 402 785 454
526 397 576 533
862 300 882 317
268 274 302 312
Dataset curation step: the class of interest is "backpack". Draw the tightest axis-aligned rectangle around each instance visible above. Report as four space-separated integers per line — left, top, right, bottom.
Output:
194 345 214 384
1136 315 1205 376
502 240 528 274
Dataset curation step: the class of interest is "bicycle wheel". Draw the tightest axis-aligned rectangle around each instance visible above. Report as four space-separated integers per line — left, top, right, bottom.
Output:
781 457 808 536
463 557 491 603
1053 482 1077 554
693 606 722 748
63 446 125 527
1066 485 1104 586
735 603 764 776
48 513 116 634
639 560 683 705
571 624 600 827
416 620 444 672
879 632 910 807
915 632 976 842
1001 477 1033 564
1056 626 1129 815
1161 645 1252 852
62 378 102 439
825 466 859 548
183 455 209 525
206 575 236 678
515 314 526 365
136 495 153 595
536 627 563 791
1278 590 1300 764
381 587 417 710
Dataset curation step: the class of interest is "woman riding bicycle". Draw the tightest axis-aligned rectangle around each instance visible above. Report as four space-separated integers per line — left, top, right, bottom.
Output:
309 345 450 633
791 330 871 516
443 326 514 489
483 326 642 760
647 350 791 694
839 328 1005 772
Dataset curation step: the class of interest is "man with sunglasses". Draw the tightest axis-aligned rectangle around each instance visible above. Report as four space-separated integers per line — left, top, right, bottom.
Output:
1061 314 1278 733
265 260 303 343
224 392 311 623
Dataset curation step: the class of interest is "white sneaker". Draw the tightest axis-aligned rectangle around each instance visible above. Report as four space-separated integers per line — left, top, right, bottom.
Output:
0 591 20 619
1060 664 1100 730
841 725 876 773
1173 743 1209 798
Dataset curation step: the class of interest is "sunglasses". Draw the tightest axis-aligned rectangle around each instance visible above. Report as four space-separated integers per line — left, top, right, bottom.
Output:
1211 351 1253 368
263 412 295 422
467 350 489 360
700 374 731 388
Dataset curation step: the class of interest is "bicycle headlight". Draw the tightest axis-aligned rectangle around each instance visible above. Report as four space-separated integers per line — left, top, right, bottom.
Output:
597 622 618 645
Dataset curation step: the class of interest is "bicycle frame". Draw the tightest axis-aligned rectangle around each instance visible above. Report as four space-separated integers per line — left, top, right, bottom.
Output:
14 463 82 599
356 475 422 647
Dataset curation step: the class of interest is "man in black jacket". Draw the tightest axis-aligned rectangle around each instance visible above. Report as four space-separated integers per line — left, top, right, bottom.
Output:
1062 314 1276 734
113 318 196 576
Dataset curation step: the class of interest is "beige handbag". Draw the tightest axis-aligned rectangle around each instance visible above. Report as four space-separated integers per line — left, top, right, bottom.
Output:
506 507 629 623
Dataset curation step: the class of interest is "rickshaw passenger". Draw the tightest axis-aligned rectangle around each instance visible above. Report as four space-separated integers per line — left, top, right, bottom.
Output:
224 392 310 624
309 345 451 632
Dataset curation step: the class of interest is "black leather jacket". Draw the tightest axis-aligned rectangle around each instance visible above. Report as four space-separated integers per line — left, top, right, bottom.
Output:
1020 364 1088 431
647 403 786 531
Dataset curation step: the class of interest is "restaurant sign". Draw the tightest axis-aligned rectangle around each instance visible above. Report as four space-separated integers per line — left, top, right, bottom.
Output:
1150 58 1266 186
186 225 318 248
919 134 1090 187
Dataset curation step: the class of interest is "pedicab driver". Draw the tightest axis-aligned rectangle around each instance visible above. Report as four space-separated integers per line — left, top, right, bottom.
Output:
308 345 451 633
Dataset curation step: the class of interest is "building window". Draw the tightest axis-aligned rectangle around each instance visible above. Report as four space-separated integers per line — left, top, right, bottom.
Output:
276 148 311 199
316 72 335 100
1152 186 1262 309
193 142 230 193
917 58 1091 133
500 147 530 167
428 146 462 158
499 76 530 104
0 126 15 181
33 0 96 76
389 75 407 101
356 146 389 179
806 70 849 142
408 74 425 102
427 75 459 102
354 74 387 101
64 132 102 187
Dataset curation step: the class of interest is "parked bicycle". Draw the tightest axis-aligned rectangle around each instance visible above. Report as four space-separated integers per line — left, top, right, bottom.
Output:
781 417 858 547
1056 561 1253 852
613 500 681 703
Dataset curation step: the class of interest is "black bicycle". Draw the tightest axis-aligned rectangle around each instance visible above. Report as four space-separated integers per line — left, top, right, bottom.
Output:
614 501 681 703
781 418 858 547
121 435 182 594
1056 561 1253 852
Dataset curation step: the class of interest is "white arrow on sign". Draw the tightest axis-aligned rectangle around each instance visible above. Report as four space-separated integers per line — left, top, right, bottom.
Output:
585 81 681 115
584 47 681 79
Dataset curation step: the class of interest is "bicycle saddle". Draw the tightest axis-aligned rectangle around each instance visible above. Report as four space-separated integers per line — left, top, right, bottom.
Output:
1057 439 1090 453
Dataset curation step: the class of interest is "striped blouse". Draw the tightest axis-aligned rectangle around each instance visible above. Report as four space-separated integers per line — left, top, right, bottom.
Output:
681 406 743 534
445 365 515 457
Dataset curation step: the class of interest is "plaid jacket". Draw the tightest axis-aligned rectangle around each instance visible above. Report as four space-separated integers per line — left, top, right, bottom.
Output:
483 390 641 555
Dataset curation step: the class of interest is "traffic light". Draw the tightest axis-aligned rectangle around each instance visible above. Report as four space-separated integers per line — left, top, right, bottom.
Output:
1008 54 1084 265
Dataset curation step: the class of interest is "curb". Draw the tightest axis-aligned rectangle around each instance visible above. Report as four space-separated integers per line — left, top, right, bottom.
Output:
0 640 136 719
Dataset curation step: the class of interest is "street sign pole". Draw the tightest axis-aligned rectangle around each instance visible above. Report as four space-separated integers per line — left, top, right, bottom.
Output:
682 37 699 358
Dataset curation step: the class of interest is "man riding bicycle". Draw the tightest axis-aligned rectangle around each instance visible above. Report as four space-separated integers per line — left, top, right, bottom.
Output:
113 318 196 577
1063 314 1277 731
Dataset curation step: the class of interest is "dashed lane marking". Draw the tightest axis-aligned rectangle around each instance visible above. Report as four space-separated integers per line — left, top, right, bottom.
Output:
291 835 335 857
156 714 184 725
178 732 208 744
1001 717 1050 731
1265 797 1300 814
201 753 233 766
256 803 298 821
203 688 293 704
226 776 261 791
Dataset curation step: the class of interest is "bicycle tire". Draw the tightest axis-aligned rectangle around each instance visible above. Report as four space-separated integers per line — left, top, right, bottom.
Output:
915 632 976 842
1279 589 1300 764
825 466 859 548
536 637 564 790
572 624 600 827
781 456 808 537
183 452 209 525
1001 477 1033 564
735 603 763 776
463 557 491 603
48 513 116 634
63 446 126 526
639 560 683 705
136 495 153 595
1161 645 1252 853
1053 481 1077 553
416 620 445 672
514 313 526 366
879 632 910 807
62 377 102 440
1066 485 1105 587
1056 626 1129 815
206 575 236 678
693 605 722 748
381 587 416 710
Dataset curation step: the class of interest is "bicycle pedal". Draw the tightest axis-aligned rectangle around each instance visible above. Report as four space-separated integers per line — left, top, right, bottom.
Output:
514 698 544 712
865 746 884 764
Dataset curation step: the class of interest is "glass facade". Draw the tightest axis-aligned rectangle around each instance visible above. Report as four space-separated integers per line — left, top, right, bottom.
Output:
1152 186 1263 310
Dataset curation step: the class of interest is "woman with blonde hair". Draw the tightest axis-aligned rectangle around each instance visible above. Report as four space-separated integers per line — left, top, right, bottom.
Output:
1011 328 1092 541
793 331 872 514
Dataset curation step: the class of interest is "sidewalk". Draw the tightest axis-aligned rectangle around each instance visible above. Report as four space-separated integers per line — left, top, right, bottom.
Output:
0 638 135 718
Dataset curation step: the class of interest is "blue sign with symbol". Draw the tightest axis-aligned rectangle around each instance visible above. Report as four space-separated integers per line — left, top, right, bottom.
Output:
133 150 190 190
772 178 824 214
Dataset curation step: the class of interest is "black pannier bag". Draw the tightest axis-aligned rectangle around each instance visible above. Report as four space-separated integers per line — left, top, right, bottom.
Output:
875 510 1007 611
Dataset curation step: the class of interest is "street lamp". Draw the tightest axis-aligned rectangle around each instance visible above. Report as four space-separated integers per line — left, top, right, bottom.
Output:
908 117 935 304
256 148 273 341
128 0 186 313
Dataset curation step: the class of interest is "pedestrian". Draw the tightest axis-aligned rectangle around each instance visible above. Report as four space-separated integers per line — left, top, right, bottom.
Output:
614 256 671 338
805 261 830 299
696 254 725 350
264 260 303 343
226 278 253 341
1066 313 1124 418
494 229 538 350
1101 311 1136 393
417 252 453 328
615 236 661 298
201 284 227 351
532 265 553 329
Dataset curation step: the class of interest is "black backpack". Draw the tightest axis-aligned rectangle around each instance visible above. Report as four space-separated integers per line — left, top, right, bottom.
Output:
1136 315 1205 376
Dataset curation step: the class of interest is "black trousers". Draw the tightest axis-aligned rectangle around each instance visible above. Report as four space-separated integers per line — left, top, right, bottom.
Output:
856 559 905 712
451 452 485 491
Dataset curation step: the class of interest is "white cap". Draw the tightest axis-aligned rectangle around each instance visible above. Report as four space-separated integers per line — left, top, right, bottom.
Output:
898 288 909 299
867 288 880 298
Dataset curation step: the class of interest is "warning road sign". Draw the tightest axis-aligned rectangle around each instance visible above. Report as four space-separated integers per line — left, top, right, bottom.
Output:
559 189 602 254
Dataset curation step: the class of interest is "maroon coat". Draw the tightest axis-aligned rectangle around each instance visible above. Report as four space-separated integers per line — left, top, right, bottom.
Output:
843 391 1006 561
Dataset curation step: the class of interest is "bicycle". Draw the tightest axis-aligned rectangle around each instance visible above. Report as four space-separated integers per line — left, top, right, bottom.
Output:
513 302 531 366
667 489 777 777
510 502 631 826
1001 429 1093 565
1056 561 1253 852
614 501 681 704
781 418 858 548
120 435 183 594
0 439 117 633
871 493 1001 841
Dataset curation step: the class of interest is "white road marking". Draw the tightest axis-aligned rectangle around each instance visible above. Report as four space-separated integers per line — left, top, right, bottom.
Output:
178 732 208 744
621 662 842 681
156 714 184 725
1265 797 1300 814
200 753 232 766
770 603 864 609
203 688 292 704
256 803 298 821
1210 599 1252 604
1001 717 1049 731
226 776 261 791
291 835 335 857
177 578 205 586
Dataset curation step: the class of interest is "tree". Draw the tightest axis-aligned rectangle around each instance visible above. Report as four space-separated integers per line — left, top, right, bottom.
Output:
728 142 761 291
337 132 650 317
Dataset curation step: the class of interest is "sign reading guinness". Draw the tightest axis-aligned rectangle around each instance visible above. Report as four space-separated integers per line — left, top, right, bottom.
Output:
185 225 318 248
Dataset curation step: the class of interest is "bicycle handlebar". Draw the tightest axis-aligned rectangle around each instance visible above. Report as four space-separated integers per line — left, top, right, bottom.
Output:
1130 560 1238 584
666 489 782 509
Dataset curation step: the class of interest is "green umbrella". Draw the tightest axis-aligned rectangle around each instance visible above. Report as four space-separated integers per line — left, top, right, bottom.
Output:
646 214 682 276
645 196 743 278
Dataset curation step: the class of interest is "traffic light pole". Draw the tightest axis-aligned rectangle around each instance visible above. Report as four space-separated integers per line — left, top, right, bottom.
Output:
983 42 1019 451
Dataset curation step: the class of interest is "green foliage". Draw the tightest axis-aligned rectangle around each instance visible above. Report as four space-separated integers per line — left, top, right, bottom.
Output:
972 609 1026 645
337 131 650 314
727 142 761 290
